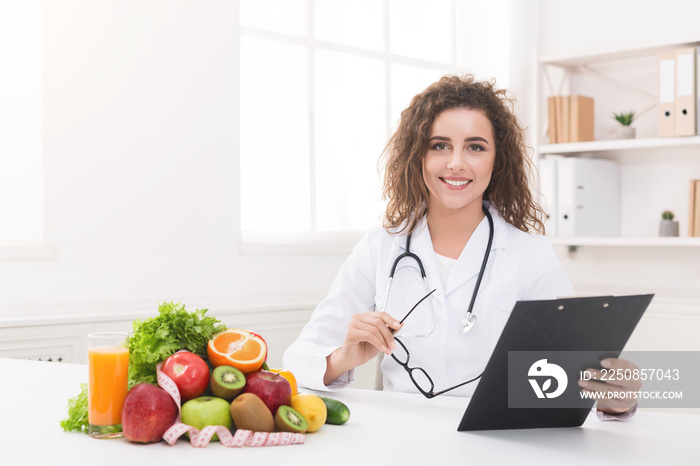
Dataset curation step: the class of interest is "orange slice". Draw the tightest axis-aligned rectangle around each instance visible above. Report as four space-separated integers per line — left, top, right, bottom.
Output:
207 329 267 374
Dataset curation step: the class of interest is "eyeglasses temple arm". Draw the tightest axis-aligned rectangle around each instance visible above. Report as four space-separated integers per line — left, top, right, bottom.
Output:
430 372 484 398
391 288 437 334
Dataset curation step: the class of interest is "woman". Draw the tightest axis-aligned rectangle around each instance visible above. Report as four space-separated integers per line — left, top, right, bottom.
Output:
283 74 638 416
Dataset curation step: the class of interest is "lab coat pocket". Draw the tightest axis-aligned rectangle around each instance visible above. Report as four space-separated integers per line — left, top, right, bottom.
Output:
489 294 518 340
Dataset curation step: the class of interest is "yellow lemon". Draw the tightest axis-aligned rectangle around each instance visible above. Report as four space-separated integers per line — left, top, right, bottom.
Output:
291 393 327 432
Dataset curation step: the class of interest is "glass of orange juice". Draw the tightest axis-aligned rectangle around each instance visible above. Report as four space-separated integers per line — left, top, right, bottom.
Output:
88 331 130 439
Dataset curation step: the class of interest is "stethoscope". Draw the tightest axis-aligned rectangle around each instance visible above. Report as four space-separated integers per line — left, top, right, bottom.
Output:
380 204 494 337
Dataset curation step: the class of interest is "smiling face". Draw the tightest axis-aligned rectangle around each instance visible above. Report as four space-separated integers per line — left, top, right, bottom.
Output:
421 107 496 217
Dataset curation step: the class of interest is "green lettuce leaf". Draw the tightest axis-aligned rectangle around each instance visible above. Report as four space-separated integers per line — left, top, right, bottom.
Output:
128 302 225 386
60 383 89 433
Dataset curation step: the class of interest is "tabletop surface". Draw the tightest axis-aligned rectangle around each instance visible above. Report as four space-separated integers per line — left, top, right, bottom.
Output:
1 358 698 465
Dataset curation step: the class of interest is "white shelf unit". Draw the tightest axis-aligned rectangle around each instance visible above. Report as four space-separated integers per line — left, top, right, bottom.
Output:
536 40 700 248
549 236 700 248
540 135 700 155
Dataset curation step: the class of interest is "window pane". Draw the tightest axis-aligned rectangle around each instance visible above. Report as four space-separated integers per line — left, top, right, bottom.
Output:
240 0 308 37
0 1 43 244
390 64 447 130
314 50 386 231
314 0 384 51
389 0 454 64
240 37 310 232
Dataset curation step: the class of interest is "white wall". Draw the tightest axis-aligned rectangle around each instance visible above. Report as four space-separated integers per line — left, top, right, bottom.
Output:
0 1 345 321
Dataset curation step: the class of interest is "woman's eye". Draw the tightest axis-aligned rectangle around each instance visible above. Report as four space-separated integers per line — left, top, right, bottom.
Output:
468 144 485 152
432 142 449 151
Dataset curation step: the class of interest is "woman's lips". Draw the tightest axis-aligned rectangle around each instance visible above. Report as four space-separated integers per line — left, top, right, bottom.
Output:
440 177 472 189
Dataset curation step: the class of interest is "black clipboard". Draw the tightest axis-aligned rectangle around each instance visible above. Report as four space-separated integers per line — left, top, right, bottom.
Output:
458 294 654 431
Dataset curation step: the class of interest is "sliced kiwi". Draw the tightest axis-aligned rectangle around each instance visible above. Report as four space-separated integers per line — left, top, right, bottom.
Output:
210 366 245 401
230 393 275 432
274 405 308 433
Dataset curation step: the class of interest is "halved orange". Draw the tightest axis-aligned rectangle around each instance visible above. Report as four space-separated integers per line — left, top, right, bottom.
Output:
207 329 267 374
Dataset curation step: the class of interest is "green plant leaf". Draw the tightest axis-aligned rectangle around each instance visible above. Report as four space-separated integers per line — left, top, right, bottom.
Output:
612 111 635 126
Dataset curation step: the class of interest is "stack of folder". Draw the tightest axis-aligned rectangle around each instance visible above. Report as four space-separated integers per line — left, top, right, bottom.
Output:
547 95 594 144
658 47 699 137
689 180 700 237
539 157 619 237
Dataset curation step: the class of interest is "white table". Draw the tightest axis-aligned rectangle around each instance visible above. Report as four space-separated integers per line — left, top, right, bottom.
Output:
1 358 697 465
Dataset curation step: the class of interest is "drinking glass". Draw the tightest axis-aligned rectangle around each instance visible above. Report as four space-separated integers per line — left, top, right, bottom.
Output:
88 331 129 438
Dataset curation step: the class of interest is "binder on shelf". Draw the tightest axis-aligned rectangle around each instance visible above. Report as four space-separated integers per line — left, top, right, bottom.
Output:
554 95 564 143
658 50 676 138
674 47 697 136
555 158 619 238
695 180 700 237
691 179 700 237
689 180 697 237
560 95 570 144
546 95 594 143
538 157 558 236
547 96 557 144
697 47 700 136
570 95 594 142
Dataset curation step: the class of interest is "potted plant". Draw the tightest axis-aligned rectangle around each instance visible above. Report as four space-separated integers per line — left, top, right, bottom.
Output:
659 210 679 237
612 110 636 139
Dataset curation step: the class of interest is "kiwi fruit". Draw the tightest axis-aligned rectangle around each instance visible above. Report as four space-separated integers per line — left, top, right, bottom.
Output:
274 405 308 433
210 366 246 401
230 393 274 432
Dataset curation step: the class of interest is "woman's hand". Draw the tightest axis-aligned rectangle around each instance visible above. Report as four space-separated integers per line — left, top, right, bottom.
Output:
578 358 642 415
324 311 403 385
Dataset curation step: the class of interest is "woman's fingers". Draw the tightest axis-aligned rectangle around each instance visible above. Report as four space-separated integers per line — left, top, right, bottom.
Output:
577 358 641 413
347 311 402 355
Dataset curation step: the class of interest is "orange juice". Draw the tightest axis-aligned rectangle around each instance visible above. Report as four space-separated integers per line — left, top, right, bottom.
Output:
88 346 129 427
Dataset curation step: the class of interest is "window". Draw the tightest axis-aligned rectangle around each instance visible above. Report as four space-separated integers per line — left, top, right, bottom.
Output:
239 0 457 245
0 1 53 259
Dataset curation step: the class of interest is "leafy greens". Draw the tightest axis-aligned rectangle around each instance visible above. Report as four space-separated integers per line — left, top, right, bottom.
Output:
128 301 225 386
59 383 89 433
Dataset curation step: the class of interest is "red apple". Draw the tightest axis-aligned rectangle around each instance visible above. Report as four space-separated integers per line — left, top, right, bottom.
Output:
122 383 178 443
160 351 210 402
242 370 291 416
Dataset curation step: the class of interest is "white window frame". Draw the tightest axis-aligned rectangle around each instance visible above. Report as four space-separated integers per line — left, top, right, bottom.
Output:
238 0 457 254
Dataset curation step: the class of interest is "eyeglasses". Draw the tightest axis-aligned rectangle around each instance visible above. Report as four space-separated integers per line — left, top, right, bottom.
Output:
390 290 483 398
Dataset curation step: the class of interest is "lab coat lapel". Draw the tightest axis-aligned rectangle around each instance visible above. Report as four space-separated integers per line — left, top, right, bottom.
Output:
392 218 446 306
444 205 508 297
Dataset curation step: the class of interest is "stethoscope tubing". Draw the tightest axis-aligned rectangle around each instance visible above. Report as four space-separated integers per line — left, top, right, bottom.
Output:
464 206 494 322
382 204 494 336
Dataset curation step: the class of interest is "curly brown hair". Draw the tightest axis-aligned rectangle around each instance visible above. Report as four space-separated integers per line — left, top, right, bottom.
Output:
380 73 545 235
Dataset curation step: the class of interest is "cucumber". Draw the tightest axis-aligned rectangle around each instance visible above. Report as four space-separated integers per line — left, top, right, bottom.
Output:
319 396 350 425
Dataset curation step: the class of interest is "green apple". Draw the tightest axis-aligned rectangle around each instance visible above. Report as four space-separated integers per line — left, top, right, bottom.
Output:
181 396 232 442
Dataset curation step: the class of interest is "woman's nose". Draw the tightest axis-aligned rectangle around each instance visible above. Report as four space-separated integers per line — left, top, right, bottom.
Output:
446 150 466 171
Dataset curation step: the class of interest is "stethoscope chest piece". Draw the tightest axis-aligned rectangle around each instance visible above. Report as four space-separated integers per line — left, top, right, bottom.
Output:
459 312 477 334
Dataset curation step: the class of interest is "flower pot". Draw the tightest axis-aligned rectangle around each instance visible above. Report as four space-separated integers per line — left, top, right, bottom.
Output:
659 219 679 237
615 126 636 139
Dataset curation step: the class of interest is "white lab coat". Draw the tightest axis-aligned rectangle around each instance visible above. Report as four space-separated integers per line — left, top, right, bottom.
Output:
283 202 574 397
